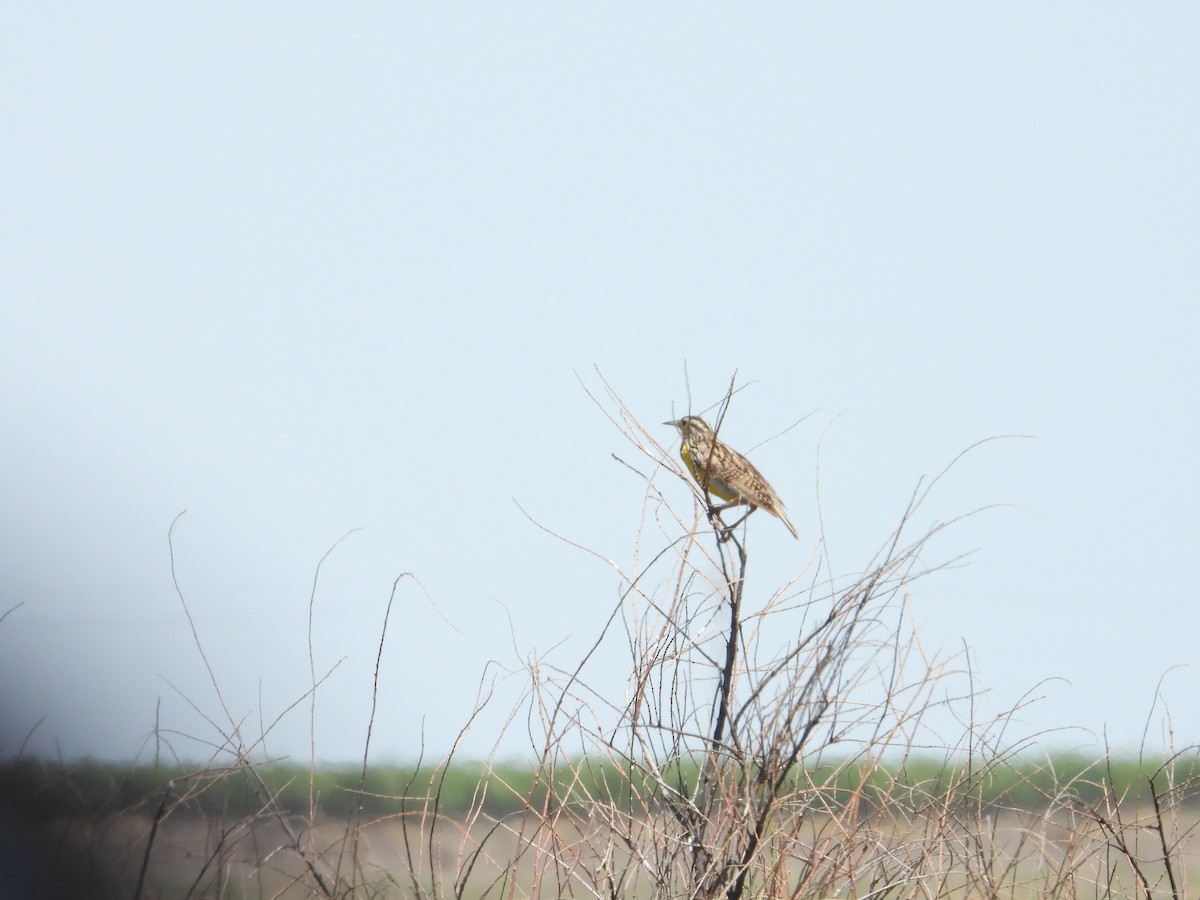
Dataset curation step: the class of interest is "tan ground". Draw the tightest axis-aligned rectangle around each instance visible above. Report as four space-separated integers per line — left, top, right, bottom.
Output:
6 805 1198 898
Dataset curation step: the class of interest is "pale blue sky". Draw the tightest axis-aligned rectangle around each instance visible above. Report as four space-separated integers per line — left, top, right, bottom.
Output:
2 4 1197 763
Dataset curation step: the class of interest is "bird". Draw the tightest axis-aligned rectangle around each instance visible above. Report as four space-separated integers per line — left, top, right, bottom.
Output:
665 415 799 539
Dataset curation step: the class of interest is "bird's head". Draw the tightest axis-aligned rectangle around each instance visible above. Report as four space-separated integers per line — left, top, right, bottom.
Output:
664 416 714 442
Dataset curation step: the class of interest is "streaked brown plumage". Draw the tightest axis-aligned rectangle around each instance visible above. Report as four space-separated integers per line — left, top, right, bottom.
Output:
665 415 798 539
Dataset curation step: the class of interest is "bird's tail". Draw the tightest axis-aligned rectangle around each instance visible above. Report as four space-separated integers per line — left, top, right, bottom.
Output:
777 507 799 540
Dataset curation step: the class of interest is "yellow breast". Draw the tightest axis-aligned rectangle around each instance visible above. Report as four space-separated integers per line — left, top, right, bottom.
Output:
679 440 739 503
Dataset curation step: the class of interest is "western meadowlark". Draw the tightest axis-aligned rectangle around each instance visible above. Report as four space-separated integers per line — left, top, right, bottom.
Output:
665 416 799 540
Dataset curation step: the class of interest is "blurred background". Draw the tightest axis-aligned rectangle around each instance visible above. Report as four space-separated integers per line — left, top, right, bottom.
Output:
1 4 1196 763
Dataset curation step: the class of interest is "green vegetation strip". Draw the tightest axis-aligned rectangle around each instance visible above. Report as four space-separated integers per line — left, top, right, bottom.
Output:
2 754 1197 823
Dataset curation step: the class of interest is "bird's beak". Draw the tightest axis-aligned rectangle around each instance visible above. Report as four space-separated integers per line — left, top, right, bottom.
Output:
664 419 681 428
